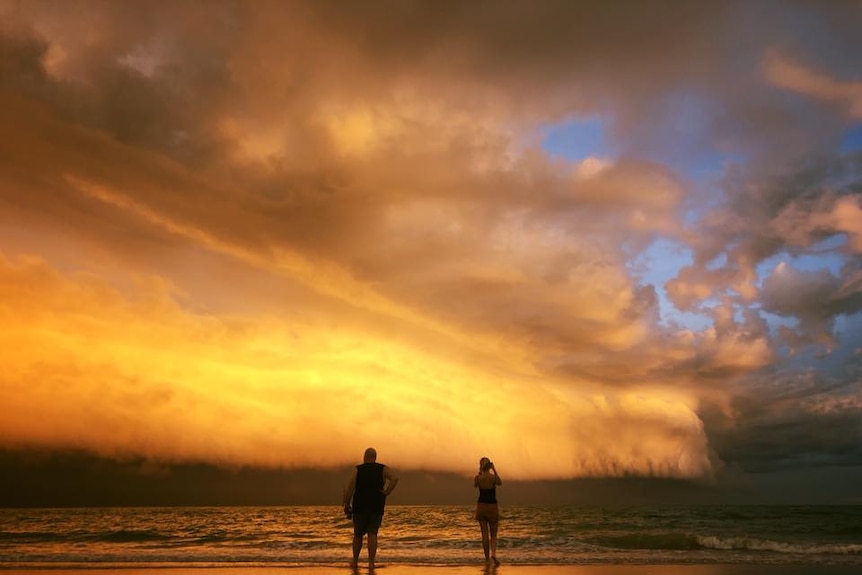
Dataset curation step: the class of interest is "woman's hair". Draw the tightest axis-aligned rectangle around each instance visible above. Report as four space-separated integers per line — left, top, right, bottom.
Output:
479 457 491 473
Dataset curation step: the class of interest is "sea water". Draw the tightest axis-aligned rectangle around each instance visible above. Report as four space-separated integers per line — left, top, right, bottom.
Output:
1 505 860 567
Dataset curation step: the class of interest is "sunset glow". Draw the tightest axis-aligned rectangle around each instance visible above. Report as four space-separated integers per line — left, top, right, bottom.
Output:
1 1 860 492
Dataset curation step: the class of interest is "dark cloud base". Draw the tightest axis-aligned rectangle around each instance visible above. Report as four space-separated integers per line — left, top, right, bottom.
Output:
3 448 860 507
1 1 861 502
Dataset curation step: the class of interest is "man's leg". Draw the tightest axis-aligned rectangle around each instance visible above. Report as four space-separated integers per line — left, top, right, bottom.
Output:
352 514 370 566
365 514 383 566
352 535 363 565
367 533 378 565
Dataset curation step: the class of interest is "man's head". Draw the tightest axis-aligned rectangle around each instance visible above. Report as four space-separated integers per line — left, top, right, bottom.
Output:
363 447 377 462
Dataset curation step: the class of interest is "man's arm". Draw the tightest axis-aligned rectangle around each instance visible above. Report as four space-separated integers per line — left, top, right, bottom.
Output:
382 466 400 496
343 469 357 510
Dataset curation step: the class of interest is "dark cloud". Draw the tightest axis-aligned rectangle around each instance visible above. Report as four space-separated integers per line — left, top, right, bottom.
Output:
3 0 856 166
701 339 862 473
668 156 861 335
4 448 860 506
762 262 862 350
708 398 862 473
1 0 861 489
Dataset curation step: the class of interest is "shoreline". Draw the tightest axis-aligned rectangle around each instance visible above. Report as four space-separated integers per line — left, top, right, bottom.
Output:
2 566 862 575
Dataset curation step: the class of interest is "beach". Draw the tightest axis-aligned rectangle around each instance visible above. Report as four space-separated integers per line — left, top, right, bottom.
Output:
4 567 862 575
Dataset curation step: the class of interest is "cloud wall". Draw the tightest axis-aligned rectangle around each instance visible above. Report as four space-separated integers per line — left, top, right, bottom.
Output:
1 0 860 481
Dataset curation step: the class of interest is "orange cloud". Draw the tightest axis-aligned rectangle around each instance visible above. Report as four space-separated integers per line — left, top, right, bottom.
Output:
764 51 862 119
0 252 713 479
2 0 860 483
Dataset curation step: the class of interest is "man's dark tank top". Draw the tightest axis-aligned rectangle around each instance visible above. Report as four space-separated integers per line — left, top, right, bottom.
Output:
353 462 386 513
478 487 497 504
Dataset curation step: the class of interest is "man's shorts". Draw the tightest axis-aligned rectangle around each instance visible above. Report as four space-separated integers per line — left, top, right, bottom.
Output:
353 512 384 537
475 503 499 524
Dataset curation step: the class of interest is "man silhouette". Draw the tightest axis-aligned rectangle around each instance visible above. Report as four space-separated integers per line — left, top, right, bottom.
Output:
342 447 399 567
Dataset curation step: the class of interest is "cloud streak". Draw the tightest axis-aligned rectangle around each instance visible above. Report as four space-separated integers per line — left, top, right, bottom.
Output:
0 0 860 486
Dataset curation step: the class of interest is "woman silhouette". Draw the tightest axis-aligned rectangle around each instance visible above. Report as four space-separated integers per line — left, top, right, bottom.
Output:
474 456 502 564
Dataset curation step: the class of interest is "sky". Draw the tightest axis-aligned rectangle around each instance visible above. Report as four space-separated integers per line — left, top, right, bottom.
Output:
0 0 860 505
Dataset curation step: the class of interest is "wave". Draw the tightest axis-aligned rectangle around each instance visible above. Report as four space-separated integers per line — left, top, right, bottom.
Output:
697 535 862 555
584 532 862 556
95 530 173 543
588 533 701 550
0 531 69 542
4 530 173 544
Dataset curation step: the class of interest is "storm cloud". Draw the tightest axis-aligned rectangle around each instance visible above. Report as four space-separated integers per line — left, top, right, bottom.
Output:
0 0 860 496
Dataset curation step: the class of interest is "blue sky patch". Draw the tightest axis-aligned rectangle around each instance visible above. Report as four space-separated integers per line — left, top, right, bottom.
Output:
541 116 608 161
840 122 862 152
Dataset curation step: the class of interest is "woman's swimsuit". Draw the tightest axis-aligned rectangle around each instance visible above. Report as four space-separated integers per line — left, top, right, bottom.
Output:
475 482 499 523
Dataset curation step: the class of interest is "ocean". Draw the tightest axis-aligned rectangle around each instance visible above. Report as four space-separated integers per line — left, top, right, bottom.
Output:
1 505 860 568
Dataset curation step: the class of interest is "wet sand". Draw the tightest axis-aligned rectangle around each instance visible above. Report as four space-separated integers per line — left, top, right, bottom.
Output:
3 566 861 575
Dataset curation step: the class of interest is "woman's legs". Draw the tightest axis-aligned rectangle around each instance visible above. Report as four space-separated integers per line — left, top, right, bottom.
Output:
478 519 490 560
489 521 499 563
